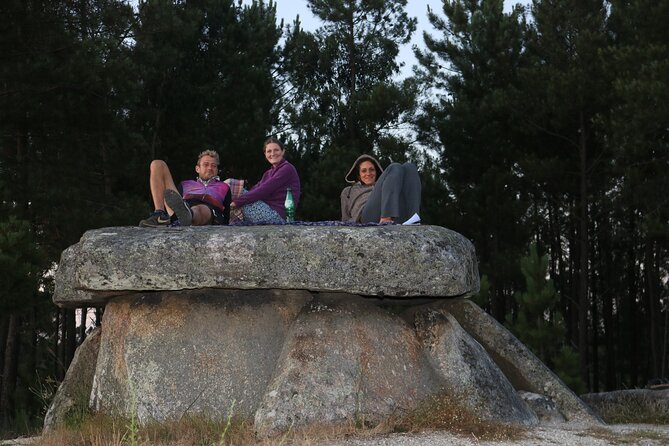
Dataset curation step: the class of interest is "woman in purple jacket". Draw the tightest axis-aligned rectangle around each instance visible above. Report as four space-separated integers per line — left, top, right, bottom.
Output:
232 137 301 223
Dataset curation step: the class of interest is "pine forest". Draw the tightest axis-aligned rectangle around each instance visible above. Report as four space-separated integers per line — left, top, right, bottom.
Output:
0 0 667 436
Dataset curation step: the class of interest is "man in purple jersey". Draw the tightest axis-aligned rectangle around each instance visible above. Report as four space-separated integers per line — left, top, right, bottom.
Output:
139 150 231 227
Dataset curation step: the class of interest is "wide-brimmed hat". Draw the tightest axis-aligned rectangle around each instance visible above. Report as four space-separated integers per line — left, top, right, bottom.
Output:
345 154 383 184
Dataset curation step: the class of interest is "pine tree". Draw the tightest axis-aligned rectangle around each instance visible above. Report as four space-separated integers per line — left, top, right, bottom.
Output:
414 0 529 320
281 0 418 220
0 217 45 423
522 0 611 389
0 0 138 429
131 0 282 184
507 244 584 393
603 0 669 386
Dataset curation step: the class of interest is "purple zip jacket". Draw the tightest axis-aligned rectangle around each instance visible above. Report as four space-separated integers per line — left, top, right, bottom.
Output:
233 160 301 219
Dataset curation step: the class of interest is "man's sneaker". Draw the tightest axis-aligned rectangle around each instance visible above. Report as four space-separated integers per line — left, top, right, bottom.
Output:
164 189 192 226
139 209 171 227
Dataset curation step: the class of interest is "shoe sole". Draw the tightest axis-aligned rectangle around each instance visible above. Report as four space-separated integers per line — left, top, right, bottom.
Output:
164 189 192 226
139 218 170 228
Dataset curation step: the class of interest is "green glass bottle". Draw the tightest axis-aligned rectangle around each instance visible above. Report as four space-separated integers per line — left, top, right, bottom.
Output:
284 187 295 223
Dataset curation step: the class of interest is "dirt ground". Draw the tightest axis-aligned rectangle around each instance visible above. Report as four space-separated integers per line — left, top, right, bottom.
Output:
324 423 669 446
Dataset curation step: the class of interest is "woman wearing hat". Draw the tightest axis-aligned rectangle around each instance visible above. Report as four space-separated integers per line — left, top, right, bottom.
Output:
340 154 421 224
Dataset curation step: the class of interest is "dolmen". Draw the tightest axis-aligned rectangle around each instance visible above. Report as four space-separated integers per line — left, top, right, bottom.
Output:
45 225 601 434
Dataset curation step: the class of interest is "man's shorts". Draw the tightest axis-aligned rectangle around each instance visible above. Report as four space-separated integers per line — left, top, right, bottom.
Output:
184 190 231 225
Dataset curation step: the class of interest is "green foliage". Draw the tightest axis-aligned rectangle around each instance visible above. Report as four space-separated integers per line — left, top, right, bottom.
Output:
553 346 586 395
131 0 282 183
508 245 560 354
415 0 530 319
605 0 669 243
417 0 667 392
281 0 418 220
411 153 452 228
471 274 490 309
0 0 668 434
507 244 584 392
0 217 45 313
123 384 139 446
218 399 236 446
0 0 142 254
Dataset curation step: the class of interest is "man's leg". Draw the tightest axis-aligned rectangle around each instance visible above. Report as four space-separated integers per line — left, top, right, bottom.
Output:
164 189 192 226
140 160 180 227
149 160 179 212
164 193 213 226
191 205 213 225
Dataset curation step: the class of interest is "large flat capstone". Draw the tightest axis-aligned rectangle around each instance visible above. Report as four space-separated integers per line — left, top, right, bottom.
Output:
53 225 479 307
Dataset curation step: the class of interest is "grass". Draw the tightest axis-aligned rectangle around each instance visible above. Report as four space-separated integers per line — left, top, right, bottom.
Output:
28 389 669 445
397 393 527 442
591 393 669 425
584 426 669 444
36 412 257 446
30 393 528 446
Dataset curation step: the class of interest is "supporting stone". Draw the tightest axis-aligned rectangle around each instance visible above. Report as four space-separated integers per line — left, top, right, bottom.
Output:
581 389 669 422
90 289 311 421
74 290 542 434
43 327 101 431
254 293 439 436
413 308 538 425
436 299 602 424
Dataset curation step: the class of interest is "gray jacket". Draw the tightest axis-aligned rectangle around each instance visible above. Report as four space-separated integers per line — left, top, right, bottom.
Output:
340 154 384 222
340 182 374 222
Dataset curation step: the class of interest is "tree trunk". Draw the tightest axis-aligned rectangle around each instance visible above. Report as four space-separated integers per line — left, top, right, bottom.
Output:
0 313 21 420
78 307 87 344
603 234 616 390
624 214 640 387
345 4 359 147
101 141 113 199
577 111 590 389
65 308 77 371
95 307 103 326
26 306 37 406
54 309 63 380
0 314 8 408
591 264 599 393
645 240 660 378
568 218 579 349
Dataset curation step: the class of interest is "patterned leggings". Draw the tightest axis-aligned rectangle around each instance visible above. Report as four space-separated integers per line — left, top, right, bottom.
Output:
241 199 284 224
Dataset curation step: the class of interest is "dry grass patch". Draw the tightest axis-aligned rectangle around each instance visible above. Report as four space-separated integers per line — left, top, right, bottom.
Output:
34 394 532 445
594 395 669 425
396 393 527 442
36 414 369 446
36 413 257 446
584 426 669 444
